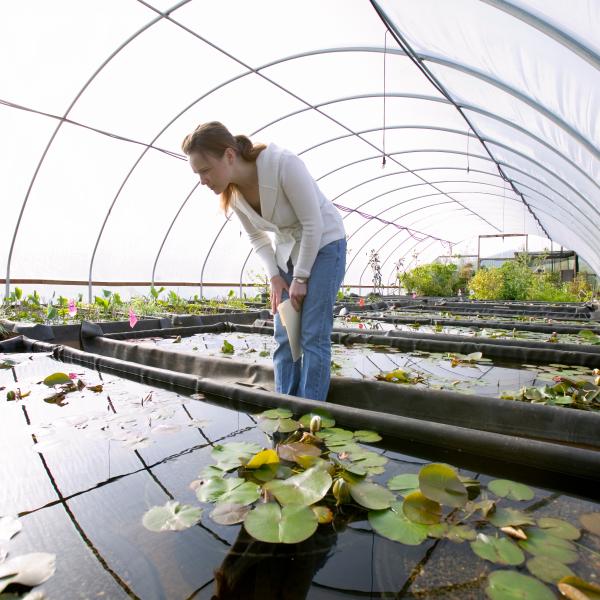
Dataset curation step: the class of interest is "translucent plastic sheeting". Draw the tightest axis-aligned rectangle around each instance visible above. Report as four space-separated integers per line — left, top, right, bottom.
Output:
2 0 599 301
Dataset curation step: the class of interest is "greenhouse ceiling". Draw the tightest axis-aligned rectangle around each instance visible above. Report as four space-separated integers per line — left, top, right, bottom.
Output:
1 0 599 300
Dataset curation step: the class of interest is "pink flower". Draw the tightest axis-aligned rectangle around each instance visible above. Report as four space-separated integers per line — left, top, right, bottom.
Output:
68 299 77 317
129 308 138 329
358 298 365 307
358 323 364 329
68 372 78 380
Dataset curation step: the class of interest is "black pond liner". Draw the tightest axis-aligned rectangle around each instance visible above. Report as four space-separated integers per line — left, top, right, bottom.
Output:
72 323 600 476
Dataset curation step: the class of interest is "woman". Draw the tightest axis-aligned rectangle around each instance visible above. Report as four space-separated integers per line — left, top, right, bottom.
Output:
182 121 346 401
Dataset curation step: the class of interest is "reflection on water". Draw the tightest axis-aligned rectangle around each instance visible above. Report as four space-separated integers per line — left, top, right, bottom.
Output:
2 351 599 599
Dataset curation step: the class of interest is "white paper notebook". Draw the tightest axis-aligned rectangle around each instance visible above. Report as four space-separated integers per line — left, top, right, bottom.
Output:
277 299 302 362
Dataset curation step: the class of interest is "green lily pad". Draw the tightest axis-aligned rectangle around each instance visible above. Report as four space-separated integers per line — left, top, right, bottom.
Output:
258 417 300 434
402 491 441 525
518 528 578 564
278 442 321 464
368 502 429 545
210 502 250 525
419 463 468 507
580 512 600 536
143 501 203 532
353 430 382 443
0 552 57 593
387 473 420 496
194 476 243 502
537 517 580 540
349 480 394 510
486 570 555 600
211 442 262 471
317 427 354 443
526 555 575 584
470 533 524 565
488 507 535 528
445 524 477 543
221 340 234 354
199 465 225 479
260 408 293 419
558 576 600 600
43 372 72 387
264 466 332 506
349 451 388 468
488 479 534 501
299 410 335 429
244 503 317 544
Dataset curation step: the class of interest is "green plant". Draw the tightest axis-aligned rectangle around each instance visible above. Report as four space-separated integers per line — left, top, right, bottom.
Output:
400 263 462 296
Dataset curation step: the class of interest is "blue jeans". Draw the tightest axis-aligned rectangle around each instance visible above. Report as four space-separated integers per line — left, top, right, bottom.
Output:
274 238 347 401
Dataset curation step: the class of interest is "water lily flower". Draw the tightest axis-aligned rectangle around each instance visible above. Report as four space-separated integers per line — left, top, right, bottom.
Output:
129 308 138 328
68 372 78 380
68 299 77 317
358 298 365 307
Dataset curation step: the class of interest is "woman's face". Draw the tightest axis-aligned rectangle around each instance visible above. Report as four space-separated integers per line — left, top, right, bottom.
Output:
189 148 234 194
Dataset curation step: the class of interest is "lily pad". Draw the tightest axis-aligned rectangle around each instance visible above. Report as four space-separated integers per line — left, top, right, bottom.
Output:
194 477 260 506
488 507 535 528
348 451 388 468
277 443 321 464
210 503 250 525
526 555 574 584
537 517 580 540
419 463 468 507
353 430 382 443
264 466 332 506
317 428 354 443
312 505 334 524
349 480 394 510
580 512 600 536
259 408 293 419
486 570 555 600
387 473 420 496
402 491 441 525
42 372 72 387
470 533 524 565
0 553 56 593
258 417 300 434
211 442 262 471
244 503 317 544
488 479 534 501
245 449 279 469
299 410 335 429
518 528 578 564
0 516 21 541
445 524 477 543
557 576 600 600
368 502 429 545
142 501 203 532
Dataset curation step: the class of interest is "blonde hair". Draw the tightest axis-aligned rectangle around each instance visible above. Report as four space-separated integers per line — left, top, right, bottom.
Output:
181 121 266 212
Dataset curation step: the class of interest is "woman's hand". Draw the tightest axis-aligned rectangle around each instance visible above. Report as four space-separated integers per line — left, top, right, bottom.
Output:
288 279 307 312
270 275 289 315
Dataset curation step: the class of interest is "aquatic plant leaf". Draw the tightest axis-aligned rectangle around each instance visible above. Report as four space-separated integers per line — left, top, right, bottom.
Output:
299 410 335 429
368 502 429 545
246 449 279 469
199 465 225 479
348 451 387 468
466 352 483 361
537 518 580 540
488 507 535 528
317 427 354 443
518 528 578 564
42 372 71 387
0 553 56 593
258 417 300 434
210 503 250 525
0 359 17 369
488 479 534 501
277 443 321 464
402 491 441 525
526 556 575 584
264 466 332 506
142 501 202 533
445 524 477 543
580 512 600 536
470 533 524 565
387 473 420 496
210 442 262 471
353 430 382 443
426 523 448 538
486 570 555 600
312 505 333 524
0 516 21 541
419 463 468 507
221 340 234 354
558 576 600 600
244 503 318 544
349 481 394 510
260 408 293 419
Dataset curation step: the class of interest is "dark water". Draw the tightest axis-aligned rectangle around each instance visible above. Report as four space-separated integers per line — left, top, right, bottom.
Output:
1 352 599 599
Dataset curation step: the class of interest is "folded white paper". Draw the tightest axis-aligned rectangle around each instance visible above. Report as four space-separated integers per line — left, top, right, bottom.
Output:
277 299 302 362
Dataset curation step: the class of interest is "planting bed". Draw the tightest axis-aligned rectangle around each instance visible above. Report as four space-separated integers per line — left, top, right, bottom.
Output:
2 343 600 599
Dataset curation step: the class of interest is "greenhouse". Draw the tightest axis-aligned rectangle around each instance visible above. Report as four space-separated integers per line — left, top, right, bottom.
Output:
1 1 600 599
